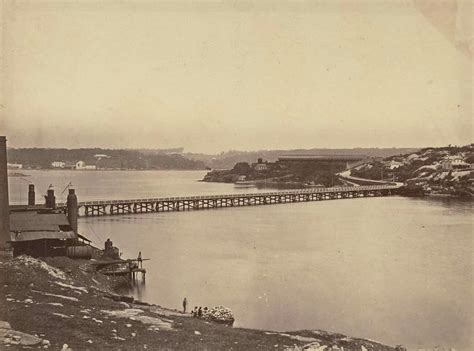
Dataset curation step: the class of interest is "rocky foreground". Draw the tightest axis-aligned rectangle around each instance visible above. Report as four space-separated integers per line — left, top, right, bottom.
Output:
0 254 398 350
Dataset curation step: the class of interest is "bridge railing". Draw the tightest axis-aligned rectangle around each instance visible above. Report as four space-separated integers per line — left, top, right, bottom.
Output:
55 184 399 208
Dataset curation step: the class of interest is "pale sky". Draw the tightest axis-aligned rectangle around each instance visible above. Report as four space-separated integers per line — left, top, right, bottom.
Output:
1 0 472 153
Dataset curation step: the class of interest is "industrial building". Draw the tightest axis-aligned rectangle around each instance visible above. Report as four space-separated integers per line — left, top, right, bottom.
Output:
9 211 76 257
0 136 92 258
8 185 93 258
277 155 368 172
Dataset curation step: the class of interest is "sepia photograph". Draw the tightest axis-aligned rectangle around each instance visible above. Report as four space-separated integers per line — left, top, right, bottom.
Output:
0 0 472 350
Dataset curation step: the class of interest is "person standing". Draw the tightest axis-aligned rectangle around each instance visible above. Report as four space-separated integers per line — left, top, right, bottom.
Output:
182 297 188 314
137 251 142 268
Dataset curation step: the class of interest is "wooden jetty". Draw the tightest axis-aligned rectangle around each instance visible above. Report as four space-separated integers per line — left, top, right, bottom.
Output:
91 258 149 281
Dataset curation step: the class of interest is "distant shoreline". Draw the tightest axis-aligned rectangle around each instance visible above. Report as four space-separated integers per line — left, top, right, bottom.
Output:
8 168 208 173
7 172 31 177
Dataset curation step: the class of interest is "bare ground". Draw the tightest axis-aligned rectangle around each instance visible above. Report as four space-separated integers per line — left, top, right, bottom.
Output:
0 254 397 351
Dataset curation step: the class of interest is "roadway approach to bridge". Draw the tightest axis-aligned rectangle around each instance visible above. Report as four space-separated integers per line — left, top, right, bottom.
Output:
54 184 402 217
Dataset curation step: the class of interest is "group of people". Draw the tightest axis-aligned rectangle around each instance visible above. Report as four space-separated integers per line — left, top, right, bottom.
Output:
191 306 209 318
182 298 208 318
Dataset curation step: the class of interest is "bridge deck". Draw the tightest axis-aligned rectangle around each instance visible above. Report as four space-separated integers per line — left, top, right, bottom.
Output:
56 184 399 207
51 184 401 217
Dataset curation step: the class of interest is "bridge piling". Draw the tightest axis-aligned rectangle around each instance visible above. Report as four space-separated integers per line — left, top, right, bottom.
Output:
55 185 400 217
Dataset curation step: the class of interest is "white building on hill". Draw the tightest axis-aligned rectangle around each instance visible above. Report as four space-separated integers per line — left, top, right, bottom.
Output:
94 154 110 160
387 160 403 170
75 161 96 170
441 155 469 170
51 161 66 168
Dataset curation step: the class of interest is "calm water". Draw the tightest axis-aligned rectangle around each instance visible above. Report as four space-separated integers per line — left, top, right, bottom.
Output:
9 170 473 350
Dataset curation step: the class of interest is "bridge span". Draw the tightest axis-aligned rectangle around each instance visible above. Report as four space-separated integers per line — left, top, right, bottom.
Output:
56 184 401 217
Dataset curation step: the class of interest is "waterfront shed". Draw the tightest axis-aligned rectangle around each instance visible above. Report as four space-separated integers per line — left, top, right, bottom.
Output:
9 210 77 257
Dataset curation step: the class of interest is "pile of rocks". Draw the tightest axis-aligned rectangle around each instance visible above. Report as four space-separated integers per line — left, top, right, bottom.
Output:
203 306 235 325
1 320 49 347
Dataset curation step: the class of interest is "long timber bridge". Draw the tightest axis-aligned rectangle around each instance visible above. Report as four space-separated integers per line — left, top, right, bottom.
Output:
55 184 401 217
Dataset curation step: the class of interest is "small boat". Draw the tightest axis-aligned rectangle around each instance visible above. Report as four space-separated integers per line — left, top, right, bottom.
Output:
234 181 255 188
235 176 255 188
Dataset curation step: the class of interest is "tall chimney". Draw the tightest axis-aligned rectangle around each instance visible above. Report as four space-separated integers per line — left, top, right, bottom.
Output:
46 189 56 209
0 136 11 250
67 188 78 236
28 184 35 206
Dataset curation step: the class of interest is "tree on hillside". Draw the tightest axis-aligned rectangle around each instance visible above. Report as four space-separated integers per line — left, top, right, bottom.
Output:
231 162 252 175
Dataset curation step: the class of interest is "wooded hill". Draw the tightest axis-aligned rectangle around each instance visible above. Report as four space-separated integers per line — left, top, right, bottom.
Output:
8 148 207 170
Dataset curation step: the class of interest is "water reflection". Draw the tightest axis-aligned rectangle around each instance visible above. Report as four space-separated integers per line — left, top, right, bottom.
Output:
116 280 147 302
80 197 472 350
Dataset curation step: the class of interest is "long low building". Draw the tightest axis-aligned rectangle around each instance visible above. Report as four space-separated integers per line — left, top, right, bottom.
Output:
277 155 369 171
277 155 368 162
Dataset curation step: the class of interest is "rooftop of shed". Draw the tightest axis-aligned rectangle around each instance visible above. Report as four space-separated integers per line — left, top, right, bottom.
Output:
9 211 75 242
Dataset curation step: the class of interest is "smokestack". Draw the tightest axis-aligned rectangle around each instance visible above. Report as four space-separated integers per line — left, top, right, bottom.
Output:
67 188 78 236
0 136 11 250
46 189 56 209
28 184 35 206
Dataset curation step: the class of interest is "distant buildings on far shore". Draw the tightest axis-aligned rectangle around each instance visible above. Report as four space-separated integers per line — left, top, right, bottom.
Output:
48 153 111 170
440 155 469 171
253 158 268 171
248 155 369 174
75 161 97 170
94 154 110 160
50 160 97 170
51 161 66 168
